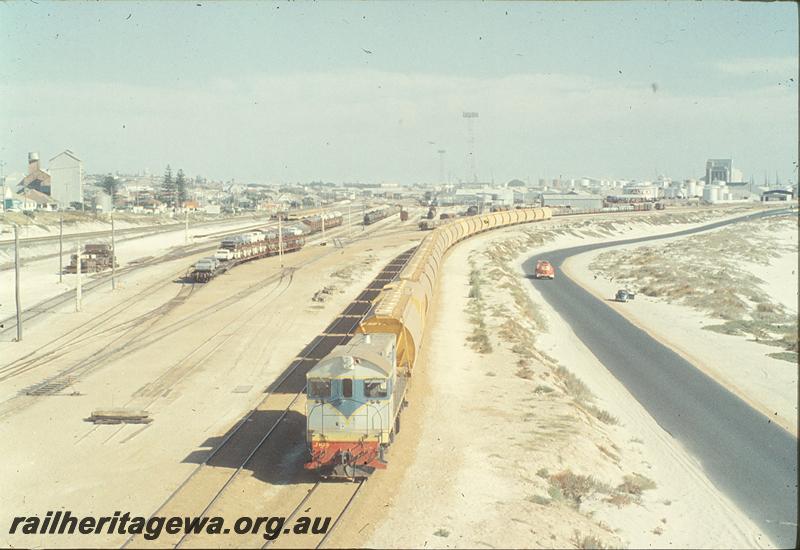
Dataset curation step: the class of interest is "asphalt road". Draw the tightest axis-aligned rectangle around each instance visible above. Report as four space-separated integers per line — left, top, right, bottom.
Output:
523 208 798 548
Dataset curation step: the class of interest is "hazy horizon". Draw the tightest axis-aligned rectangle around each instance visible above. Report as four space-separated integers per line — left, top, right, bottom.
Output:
1 1 797 185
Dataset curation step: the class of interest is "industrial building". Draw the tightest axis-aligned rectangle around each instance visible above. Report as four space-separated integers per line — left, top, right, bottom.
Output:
622 182 661 200
705 159 732 184
18 152 51 195
761 189 795 202
541 192 603 209
49 150 84 207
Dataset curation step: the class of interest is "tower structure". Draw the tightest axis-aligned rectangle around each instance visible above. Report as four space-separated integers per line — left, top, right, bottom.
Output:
463 111 479 183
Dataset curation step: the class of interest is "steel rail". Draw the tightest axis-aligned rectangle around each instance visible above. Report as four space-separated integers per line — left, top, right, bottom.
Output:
314 481 365 549
120 247 416 549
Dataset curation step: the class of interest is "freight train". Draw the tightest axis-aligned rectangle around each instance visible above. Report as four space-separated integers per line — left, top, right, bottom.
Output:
302 211 343 233
304 207 553 478
189 211 349 283
363 206 398 225
191 229 304 282
552 203 661 216
65 243 117 273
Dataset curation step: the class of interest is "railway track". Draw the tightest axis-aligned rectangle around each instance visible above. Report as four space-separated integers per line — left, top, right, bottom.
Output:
0 214 416 412
122 247 416 549
0 267 296 420
0 208 404 339
0 272 195 382
262 480 365 549
0 246 212 340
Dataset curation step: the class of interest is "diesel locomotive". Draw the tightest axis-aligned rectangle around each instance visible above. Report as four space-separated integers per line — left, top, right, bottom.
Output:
304 207 553 478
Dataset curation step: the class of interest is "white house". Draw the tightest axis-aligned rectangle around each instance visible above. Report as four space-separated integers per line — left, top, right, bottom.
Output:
49 150 84 207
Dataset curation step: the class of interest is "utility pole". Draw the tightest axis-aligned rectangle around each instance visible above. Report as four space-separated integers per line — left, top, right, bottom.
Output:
463 112 479 183
76 241 82 312
111 214 116 290
14 225 22 342
278 213 283 267
58 214 63 284
184 209 189 244
321 205 326 241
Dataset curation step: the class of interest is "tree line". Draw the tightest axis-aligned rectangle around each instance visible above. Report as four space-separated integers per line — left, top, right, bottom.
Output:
159 165 189 207
100 164 190 209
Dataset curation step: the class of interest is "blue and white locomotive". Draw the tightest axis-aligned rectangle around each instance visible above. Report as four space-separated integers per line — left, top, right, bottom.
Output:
304 333 407 478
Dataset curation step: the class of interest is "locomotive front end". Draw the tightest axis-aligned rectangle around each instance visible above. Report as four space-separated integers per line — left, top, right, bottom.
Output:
304 333 397 478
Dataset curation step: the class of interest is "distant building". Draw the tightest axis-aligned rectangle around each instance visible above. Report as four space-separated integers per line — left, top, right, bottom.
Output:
726 181 756 201
541 192 603 210
3 187 37 212
93 189 113 212
761 189 793 202
705 159 732 184
49 150 84 206
21 188 59 211
622 183 660 200
19 152 51 194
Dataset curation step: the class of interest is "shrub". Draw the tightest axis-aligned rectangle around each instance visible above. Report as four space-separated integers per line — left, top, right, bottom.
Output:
587 405 619 425
617 473 657 495
571 530 608 549
549 470 610 507
525 494 551 506
555 366 594 403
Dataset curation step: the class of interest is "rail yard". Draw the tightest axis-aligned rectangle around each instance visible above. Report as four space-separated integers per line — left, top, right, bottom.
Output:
4 3 798 547
2 201 795 550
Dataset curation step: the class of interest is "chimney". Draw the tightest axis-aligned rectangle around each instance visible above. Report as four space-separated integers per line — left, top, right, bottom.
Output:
28 152 40 174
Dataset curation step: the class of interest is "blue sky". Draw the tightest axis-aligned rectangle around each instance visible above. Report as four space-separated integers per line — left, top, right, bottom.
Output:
1 1 797 184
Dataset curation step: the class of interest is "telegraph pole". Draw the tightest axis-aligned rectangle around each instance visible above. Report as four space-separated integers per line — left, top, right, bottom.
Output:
58 214 63 283
463 111 479 183
321 205 326 241
278 213 283 267
184 209 189 244
14 225 22 342
111 214 116 290
76 241 82 312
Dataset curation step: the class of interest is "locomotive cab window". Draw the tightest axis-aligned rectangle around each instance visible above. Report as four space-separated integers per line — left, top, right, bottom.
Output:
308 379 331 399
342 379 353 398
364 379 388 398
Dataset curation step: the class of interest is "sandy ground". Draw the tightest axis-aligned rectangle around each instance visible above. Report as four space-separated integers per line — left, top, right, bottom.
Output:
0 212 421 548
0 204 783 549
333 206 775 549
566 215 798 434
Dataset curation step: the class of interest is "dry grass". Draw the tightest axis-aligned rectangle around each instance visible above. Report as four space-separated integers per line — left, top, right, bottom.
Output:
526 494 552 506
555 366 594 404
516 365 535 380
548 470 612 508
465 261 493 354
590 216 797 361
617 473 657 496
603 493 634 508
571 530 610 549
587 405 619 425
